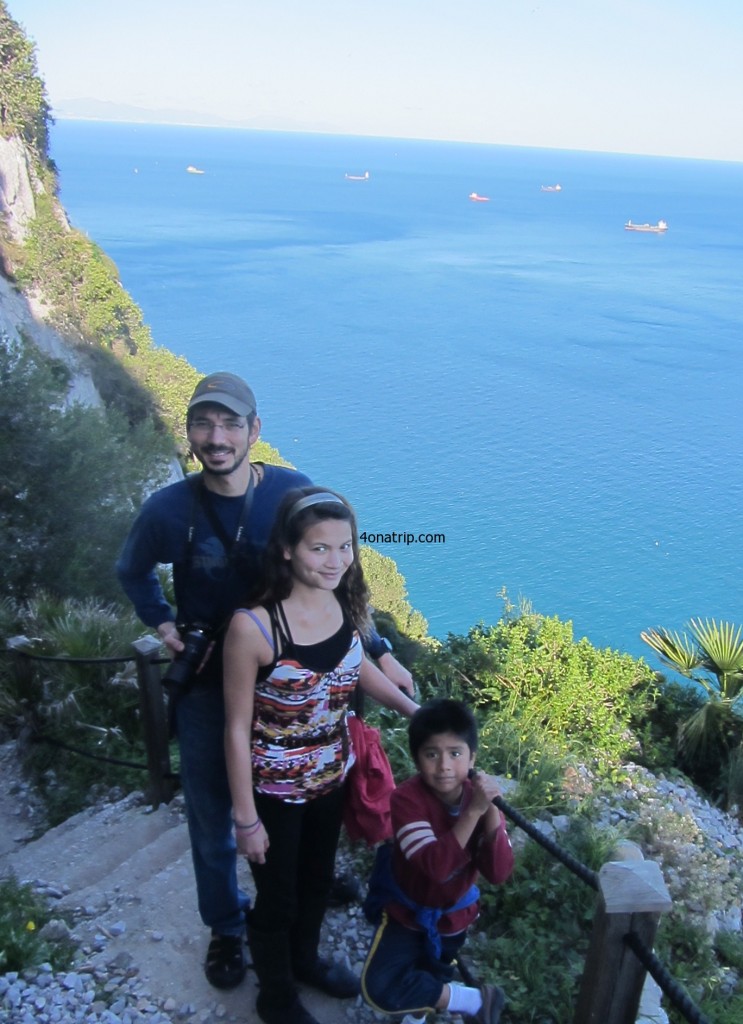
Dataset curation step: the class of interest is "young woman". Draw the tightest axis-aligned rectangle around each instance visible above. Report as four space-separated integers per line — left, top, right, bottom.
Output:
224 487 418 1024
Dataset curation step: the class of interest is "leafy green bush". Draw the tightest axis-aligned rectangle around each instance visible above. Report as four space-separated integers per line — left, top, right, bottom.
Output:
0 3 51 156
412 605 658 777
0 876 74 972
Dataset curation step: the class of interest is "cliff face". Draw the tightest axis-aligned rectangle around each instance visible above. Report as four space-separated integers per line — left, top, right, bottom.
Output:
0 134 38 242
0 133 102 408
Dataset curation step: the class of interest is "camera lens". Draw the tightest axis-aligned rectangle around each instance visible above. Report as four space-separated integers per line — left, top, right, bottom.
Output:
161 626 211 691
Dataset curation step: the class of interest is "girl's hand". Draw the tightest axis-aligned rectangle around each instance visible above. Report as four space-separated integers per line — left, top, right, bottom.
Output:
236 822 270 864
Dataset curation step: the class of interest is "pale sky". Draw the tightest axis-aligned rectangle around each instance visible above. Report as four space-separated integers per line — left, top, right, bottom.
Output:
8 0 743 162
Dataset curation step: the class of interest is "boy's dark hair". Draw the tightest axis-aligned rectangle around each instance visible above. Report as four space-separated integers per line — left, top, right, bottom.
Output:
408 698 479 761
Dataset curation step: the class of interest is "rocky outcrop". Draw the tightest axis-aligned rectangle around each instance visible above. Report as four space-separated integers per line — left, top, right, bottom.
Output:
0 135 39 243
0 133 101 408
0 274 103 408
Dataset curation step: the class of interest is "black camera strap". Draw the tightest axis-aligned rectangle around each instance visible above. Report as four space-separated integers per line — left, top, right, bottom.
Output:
183 470 256 573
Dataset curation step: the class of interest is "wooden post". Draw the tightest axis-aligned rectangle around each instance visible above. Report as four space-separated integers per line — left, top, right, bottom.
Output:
132 635 175 808
574 850 672 1024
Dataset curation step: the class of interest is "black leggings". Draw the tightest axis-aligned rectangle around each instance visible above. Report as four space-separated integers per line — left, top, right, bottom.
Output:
249 785 345 942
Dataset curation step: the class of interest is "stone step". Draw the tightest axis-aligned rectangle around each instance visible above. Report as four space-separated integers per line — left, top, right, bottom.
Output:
1 791 371 1024
5 794 185 897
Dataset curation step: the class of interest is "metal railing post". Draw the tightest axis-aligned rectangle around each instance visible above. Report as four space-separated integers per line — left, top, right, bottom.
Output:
132 635 175 808
574 845 672 1024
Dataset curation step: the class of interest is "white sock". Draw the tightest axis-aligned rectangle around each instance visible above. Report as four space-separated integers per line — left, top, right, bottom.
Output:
401 1015 427 1024
446 983 482 1016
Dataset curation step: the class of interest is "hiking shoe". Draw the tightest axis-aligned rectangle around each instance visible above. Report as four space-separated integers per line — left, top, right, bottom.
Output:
205 933 247 990
295 957 360 998
469 983 506 1024
326 871 362 906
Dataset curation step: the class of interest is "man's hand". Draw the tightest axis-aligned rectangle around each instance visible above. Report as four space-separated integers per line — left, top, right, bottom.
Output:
157 622 184 659
377 651 415 698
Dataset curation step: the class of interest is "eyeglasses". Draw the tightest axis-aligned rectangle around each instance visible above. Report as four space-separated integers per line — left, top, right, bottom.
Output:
189 418 247 436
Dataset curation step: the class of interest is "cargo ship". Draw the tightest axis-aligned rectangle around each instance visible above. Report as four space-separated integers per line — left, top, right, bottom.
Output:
625 220 668 233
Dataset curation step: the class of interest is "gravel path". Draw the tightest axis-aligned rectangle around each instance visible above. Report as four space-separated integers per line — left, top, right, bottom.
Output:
0 865 384 1024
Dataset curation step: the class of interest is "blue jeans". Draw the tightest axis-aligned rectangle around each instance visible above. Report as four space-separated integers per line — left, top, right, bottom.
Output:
362 914 464 1015
174 683 249 936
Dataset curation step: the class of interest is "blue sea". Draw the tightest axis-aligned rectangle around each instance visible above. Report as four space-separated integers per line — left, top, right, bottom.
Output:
49 120 743 659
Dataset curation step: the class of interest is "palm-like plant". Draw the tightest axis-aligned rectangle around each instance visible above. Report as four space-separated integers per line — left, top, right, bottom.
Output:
641 619 743 771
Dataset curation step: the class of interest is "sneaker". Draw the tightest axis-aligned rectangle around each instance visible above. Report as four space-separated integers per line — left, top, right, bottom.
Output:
470 984 506 1024
295 956 360 998
205 933 247 990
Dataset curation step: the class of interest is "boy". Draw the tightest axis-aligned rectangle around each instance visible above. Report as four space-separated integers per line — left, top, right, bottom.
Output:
361 698 513 1024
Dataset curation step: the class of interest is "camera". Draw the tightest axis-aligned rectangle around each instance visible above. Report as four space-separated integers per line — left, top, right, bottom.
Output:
161 623 213 692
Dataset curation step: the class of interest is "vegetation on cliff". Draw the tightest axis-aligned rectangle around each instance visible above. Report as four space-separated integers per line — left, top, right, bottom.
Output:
0 333 173 603
0 3 49 155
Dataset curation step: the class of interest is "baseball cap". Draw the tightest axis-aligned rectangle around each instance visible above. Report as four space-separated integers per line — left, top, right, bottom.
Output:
188 372 257 418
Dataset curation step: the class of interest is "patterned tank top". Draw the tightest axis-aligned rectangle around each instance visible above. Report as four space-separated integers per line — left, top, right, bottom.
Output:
236 601 361 804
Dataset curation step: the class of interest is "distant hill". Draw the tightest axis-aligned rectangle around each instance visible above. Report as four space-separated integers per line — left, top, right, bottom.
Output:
52 97 339 135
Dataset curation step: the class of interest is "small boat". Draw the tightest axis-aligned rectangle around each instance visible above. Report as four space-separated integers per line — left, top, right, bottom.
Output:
540 184 562 192
186 165 205 175
345 171 369 181
468 192 490 202
625 219 668 233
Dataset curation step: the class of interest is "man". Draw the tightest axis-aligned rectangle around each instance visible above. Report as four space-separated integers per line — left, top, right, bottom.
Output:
117 371 413 990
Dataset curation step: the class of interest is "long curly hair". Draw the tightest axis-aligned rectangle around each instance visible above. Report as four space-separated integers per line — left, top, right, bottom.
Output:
254 486 372 639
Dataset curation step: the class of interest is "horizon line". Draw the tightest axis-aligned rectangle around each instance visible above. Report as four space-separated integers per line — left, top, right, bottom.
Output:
50 113 743 167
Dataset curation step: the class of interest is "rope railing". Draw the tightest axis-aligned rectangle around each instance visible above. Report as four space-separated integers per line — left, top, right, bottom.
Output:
12 652 133 664
7 646 166 666
624 931 711 1024
493 794 599 890
29 733 180 779
493 792 710 1024
4 638 177 805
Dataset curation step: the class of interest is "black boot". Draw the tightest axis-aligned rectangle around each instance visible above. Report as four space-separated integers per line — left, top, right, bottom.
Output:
294 957 360 999
290 892 360 999
248 926 322 1024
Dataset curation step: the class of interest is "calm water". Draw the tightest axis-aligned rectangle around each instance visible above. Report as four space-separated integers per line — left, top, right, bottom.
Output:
49 121 743 657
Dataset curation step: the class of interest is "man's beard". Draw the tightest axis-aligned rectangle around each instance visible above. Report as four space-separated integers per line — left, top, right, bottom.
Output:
199 445 249 477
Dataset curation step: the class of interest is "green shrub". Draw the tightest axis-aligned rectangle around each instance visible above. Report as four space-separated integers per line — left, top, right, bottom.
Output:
0 3 51 156
476 817 620 1023
0 876 75 972
715 929 743 972
412 605 658 777
0 334 173 604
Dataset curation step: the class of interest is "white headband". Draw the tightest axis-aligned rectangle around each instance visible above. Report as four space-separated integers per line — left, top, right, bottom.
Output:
286 492 346 522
